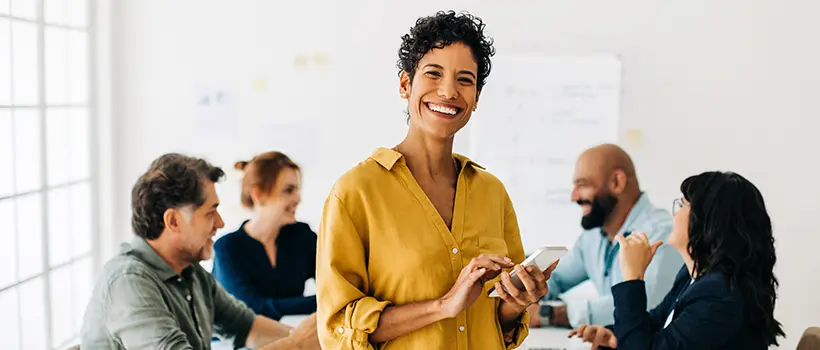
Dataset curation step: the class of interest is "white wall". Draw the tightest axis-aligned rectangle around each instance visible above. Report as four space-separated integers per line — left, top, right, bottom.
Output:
108 0 820 347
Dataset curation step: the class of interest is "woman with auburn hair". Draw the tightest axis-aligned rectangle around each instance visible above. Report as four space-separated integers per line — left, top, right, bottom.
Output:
213 151 317 321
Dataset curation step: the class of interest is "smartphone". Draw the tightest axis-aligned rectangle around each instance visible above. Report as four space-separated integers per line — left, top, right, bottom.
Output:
488 246 568 297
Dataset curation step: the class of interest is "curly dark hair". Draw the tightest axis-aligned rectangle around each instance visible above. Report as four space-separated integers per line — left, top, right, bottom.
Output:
681 171 784 346
131 153 225 240
397 10 495 92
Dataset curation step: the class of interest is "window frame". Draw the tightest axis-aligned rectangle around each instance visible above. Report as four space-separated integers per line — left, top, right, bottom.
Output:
0 0 99 348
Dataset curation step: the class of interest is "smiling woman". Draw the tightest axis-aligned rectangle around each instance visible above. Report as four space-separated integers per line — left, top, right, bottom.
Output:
212 151 319 321
316 10 554 350
397 10 493 129
399 41 477 139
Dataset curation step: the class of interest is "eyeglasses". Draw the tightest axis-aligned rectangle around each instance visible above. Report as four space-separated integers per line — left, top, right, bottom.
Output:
672 197 689 215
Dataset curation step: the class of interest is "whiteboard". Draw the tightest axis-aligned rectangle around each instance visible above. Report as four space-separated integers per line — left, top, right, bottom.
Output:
464 55 622 252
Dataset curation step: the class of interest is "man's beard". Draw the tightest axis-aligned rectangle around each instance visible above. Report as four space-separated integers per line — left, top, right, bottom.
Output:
180 240 213 265
578 193 619 230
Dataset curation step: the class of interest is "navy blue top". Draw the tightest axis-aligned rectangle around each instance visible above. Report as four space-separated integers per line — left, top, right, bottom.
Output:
212 221 317 320
610 265 768 350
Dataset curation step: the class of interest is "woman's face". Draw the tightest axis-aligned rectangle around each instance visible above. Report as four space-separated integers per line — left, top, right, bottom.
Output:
256 167 301 226
669 197 691 254
399 41 479 140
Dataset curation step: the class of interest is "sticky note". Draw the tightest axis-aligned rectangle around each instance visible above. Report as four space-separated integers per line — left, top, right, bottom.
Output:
252 76 268 92
313 52 331 67
293 54 309 69
624 129 644 149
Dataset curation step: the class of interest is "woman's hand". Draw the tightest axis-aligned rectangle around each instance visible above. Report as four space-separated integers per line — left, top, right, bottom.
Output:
439 254 513 318
495 260 559 313
569 324 618 349
614 231 663 281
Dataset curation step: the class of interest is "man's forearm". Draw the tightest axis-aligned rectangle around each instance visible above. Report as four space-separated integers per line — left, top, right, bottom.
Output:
258 313 320 350
246 316 292 349
259 338 293 350
551 305 570 327
259 334 308 350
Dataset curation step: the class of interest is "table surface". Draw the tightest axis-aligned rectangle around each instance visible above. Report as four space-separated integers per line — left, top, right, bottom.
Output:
214 316 590 349
276 316 590 349
522 327 589 350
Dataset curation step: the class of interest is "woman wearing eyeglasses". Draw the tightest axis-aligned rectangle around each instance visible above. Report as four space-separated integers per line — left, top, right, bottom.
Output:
570 171 784 349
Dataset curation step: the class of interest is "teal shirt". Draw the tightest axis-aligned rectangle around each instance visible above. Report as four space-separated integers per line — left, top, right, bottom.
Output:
546 193 682 327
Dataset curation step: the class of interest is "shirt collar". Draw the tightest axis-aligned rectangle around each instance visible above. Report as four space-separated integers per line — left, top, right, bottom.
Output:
124 237 185 281
620 192 651 234
599 192 652 238
369 147 485 171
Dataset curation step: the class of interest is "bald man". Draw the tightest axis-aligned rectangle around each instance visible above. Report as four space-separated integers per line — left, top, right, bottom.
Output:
529 144 682 328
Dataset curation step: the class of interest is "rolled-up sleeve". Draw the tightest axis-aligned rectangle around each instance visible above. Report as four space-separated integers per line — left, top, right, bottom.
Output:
105 273 194 350
499 300 530 350
316 192 391 349
500 193 530 349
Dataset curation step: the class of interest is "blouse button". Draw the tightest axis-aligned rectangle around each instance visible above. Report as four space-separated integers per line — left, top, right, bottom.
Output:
337 327 345 334
451 247 459 254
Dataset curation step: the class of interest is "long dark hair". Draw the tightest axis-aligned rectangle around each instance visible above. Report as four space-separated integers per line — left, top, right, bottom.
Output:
681 171 784 346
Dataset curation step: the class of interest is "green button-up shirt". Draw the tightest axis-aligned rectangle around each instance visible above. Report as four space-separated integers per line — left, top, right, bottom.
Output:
81 237 256 349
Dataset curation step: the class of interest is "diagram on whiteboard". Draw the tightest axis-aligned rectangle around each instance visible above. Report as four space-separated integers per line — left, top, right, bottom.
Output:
467 55 622 251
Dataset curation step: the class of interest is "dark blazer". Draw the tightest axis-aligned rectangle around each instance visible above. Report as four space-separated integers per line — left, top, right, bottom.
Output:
610 265 768 349
213 221 317 320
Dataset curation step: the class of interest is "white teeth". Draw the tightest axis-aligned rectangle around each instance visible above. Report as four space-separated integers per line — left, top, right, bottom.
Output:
428 103 458 115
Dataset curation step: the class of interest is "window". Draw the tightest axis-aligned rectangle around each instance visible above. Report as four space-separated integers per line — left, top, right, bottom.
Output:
0 0 96 349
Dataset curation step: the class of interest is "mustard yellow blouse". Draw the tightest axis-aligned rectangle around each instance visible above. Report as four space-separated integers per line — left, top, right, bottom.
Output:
316 148 530 349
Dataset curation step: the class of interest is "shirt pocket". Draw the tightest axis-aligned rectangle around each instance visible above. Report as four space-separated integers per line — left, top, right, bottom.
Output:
478 237 509 257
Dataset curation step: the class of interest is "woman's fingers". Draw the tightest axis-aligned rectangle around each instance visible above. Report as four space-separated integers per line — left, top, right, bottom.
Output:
569 325 616 350
568 325 587 338
515 265 537 295
494 281 516 305
582 325 597 342
650 240 664 257
614 233 627 246
468 254 514 272
466 268 487 284
544 259 560 277
478 254 515 267
499 271 523 299
530 266 549 295
592 328 609 349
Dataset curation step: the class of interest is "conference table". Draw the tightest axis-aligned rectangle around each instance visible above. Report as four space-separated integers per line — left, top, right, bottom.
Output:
212 315 590 349
521 327 589 350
